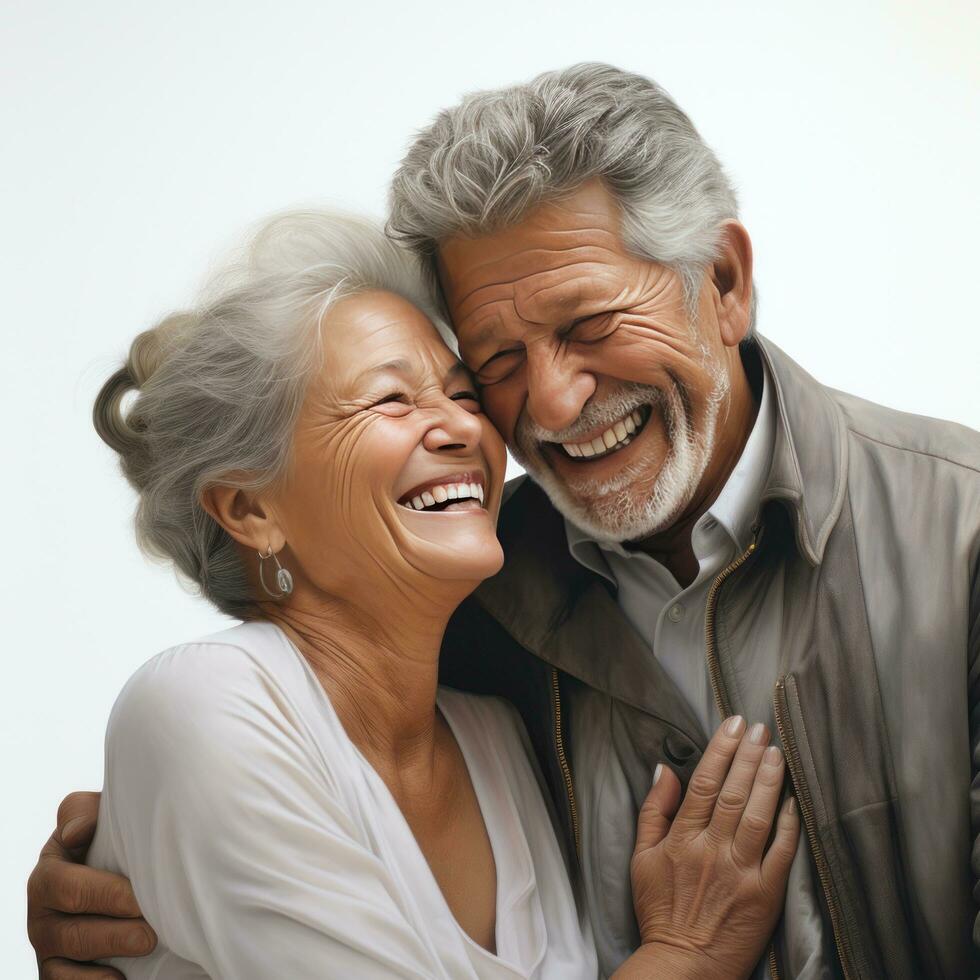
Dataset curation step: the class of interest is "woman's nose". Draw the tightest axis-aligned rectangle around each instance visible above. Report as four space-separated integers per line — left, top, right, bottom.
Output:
525 348 597 433
422 396 484 453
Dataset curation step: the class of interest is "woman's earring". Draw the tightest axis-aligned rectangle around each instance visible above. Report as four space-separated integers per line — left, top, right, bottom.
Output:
257 546 293 598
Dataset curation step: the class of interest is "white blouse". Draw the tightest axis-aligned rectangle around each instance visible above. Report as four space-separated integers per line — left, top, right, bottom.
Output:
87 621 598 979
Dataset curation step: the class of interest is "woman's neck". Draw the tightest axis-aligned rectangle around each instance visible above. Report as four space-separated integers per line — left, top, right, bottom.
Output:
257 590 451 773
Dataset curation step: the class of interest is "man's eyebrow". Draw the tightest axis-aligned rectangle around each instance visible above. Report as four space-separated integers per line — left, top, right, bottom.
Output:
455 308 510 348
463 323 493 345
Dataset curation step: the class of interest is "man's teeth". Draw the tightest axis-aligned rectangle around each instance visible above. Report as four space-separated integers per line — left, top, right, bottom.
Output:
562 409 644 459
406 482 485 511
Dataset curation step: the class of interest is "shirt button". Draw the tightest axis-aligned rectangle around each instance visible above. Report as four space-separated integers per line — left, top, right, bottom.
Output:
668 603 684 623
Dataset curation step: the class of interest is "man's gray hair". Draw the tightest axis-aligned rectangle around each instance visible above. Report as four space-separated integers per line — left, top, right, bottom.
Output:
389 62 755 333
94 209 448 618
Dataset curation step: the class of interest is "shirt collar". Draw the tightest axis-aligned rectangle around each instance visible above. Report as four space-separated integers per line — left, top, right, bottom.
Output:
702 354 775 552
565 357 776 574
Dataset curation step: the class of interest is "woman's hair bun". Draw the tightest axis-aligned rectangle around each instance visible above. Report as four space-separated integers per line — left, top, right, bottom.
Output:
92 313 194 461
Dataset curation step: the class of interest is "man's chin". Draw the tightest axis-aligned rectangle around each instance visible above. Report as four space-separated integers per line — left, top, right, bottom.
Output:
518 441 704 543
519 463 648 540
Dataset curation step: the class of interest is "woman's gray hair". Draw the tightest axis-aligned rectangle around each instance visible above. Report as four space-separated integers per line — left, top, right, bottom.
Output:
388 62 756 333
94 209 449 618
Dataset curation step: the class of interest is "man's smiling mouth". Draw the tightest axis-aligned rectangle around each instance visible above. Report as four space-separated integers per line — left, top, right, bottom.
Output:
548 406 652 461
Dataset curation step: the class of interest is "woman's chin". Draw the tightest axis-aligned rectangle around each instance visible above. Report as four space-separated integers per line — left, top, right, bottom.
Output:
396 508 505 584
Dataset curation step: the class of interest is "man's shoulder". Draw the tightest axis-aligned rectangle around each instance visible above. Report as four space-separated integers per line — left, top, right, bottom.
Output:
829 386 980 477
497 472 563 531
500 472 530 507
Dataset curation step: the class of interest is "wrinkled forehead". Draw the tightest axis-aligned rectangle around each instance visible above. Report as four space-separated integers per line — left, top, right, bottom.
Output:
318 290 461 395
436 180 633 336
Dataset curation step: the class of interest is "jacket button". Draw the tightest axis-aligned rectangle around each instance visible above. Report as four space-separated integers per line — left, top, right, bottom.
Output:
663 733 698 767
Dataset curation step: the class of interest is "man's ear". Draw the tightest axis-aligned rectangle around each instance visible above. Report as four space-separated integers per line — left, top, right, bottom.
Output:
710 220 754 348
201 483 285 555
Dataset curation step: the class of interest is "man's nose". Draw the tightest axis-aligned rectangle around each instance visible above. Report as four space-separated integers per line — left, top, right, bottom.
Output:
525 347 597 433
422 396 484 453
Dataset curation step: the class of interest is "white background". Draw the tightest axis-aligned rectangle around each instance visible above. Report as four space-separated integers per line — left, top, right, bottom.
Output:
2 0 978 968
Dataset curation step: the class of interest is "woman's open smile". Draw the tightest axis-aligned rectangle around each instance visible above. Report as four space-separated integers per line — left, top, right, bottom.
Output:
397 469 487 513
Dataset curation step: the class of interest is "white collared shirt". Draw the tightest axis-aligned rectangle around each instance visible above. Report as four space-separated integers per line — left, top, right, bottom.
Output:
565 362 776 740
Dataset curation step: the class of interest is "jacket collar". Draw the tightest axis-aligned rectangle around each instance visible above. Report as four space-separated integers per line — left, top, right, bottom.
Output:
471 336 847 723
755 336 849 565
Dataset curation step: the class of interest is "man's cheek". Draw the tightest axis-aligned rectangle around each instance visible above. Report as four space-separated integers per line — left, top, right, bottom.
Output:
602 323 702 379
619 316 695 353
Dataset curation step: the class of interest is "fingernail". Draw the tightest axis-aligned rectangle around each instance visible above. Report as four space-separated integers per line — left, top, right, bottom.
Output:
653 763 664 786
724 714 745 737
787 795 798 815
748 723 769 745
61 816 87 843
764 745 782 766
128 929 153 954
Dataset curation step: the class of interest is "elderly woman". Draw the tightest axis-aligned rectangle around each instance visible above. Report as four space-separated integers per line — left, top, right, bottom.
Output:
80 210 797 979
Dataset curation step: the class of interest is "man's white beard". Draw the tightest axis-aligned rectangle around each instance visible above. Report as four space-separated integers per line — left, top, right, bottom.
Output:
512 354 730 543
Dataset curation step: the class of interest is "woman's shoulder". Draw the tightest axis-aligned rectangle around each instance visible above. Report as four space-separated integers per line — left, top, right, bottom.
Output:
115 620 296 696
101 621 367 823
107 622 320 758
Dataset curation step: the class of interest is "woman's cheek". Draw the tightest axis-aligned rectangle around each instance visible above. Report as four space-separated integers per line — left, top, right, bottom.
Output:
480 386 522 445
301 424 380 532
475 420 506 515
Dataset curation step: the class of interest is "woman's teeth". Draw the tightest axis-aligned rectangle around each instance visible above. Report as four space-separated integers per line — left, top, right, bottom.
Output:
561 408 646 459
403 482 485 512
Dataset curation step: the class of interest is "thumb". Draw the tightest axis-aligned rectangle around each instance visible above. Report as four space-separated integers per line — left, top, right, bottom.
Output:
54 791 102 853
634 764 682 855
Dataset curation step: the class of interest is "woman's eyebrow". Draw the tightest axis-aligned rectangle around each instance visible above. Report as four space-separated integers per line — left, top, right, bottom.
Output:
350 359 469 389
353 358 413 384
443 362 472 384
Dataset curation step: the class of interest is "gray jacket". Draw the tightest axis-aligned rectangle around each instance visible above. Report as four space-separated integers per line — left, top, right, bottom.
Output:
439 337 980 979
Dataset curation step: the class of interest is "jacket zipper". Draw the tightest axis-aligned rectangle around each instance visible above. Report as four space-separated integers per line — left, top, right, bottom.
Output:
550 666 581 858
773 677 855 980
705 527 783 980
704 528 760 717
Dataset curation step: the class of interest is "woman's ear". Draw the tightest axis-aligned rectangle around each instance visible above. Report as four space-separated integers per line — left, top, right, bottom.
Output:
710 220 754 348
201 483 285 555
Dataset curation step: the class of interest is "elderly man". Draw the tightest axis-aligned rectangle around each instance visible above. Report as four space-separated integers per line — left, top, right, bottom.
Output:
27 64 980 979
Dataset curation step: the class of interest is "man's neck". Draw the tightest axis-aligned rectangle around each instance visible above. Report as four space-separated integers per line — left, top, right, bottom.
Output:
628 347 761 588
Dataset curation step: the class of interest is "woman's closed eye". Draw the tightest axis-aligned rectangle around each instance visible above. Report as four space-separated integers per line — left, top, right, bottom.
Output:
368 389 482 415
449 389 482 411
375 392 409 406
369 391 414 416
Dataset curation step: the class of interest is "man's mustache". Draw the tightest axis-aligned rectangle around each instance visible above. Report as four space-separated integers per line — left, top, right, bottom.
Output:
514 382 670 448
